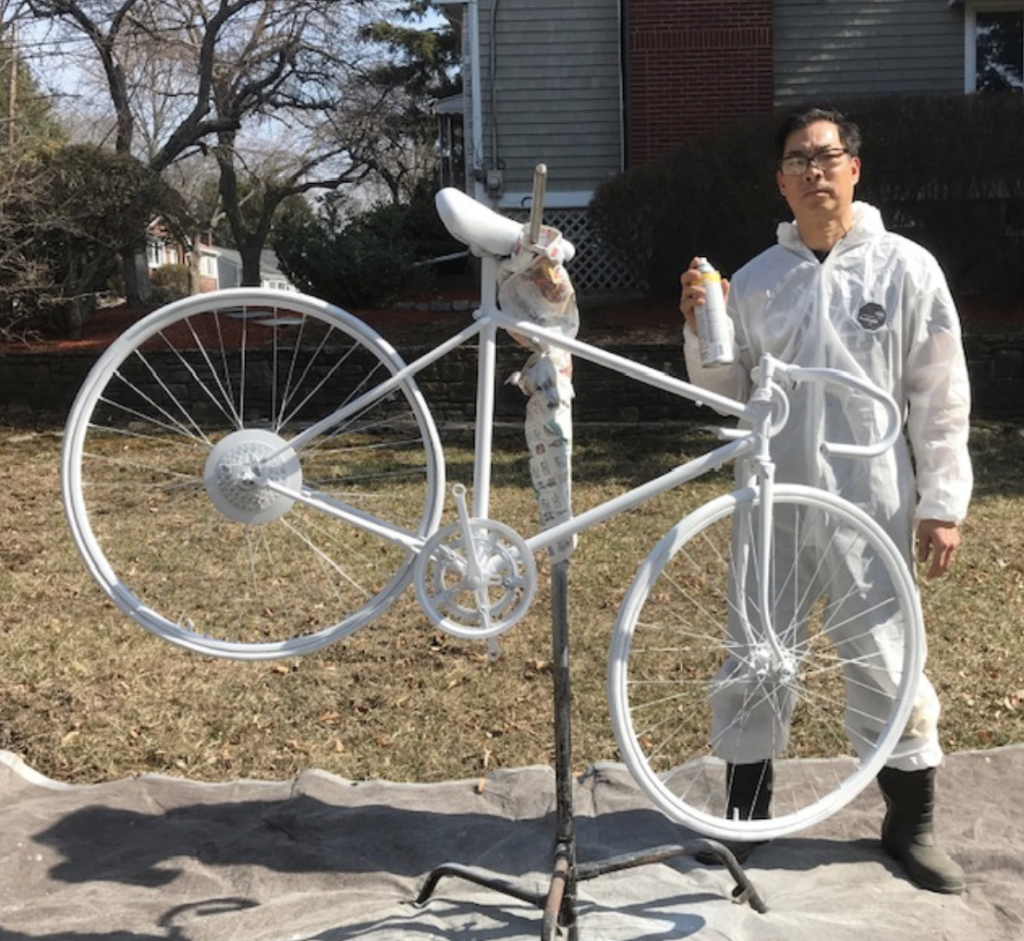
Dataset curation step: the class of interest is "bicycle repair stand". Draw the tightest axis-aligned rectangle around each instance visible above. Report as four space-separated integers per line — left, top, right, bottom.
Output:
415 560 768 940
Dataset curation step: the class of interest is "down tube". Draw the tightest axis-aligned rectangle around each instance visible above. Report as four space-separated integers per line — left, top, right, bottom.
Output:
525 437 755 555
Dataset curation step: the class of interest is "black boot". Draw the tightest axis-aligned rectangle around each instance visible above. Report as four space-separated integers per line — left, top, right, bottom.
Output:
695 761 773 865
877 766 966 895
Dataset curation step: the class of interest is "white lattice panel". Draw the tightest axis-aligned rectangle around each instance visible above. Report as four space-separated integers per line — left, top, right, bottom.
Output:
508 208 636 294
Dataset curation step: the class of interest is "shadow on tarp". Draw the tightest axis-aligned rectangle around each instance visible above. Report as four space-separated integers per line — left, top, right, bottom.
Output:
32 792 889 888
11 791 907 941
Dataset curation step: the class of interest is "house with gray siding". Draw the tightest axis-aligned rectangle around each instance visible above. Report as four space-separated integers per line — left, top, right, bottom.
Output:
774 1 966 99
442 0 623 211
442 1 1021 192
439 0 1023 288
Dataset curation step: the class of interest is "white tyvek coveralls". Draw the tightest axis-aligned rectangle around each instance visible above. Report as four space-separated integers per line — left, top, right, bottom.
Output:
684 202 973 771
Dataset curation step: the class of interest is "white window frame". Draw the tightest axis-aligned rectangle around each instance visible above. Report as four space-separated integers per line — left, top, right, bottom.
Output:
963 0 1024 92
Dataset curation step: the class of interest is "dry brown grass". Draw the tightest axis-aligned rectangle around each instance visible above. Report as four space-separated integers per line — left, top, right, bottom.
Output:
2 419 1023 786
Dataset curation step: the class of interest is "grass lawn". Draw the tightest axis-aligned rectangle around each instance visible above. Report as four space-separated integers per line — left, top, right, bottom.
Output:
1 419 1022 785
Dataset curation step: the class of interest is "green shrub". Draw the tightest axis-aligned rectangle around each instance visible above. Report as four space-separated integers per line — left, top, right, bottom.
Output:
851 95 1024 299
590 95 1024 301
274 189 462 309
589 117 779 295
149 263 190 302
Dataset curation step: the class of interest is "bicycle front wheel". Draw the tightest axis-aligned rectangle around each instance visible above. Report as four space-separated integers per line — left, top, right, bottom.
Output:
608 485 923 841
62 289 445 660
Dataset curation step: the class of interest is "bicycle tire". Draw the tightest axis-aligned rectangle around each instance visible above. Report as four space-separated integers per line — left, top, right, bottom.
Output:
62 289 445 660
608 484 924 841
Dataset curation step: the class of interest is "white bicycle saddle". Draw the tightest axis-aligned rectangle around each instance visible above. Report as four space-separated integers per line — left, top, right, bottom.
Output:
435 187 524 257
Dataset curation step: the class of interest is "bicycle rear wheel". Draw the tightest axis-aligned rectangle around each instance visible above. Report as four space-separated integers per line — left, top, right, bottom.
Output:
608 485 923 841
62 289 444 660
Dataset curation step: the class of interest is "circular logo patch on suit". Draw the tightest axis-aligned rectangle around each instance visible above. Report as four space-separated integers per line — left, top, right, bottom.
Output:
857 302 887 330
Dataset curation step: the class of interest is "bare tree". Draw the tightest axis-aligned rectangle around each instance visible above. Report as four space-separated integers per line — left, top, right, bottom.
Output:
0 148 54 339
200 2 382 283
1 142 188 338
22 0 391 297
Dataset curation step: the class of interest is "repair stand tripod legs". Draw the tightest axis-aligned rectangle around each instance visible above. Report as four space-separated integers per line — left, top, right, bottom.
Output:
541 558 578 939
415 561 768 939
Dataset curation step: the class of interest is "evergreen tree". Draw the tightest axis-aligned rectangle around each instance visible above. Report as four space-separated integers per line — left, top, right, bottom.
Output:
356 2 462 201
0 36 66 146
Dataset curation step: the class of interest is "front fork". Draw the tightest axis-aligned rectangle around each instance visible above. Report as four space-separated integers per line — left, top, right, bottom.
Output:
735 356 790 666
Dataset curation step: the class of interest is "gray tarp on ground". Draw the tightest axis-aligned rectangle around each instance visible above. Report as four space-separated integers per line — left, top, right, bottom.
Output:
1 746 1022 940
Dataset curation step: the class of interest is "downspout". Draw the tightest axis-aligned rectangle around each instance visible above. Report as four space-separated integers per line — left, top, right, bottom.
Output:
467 0 486 200
488 0 501 197
618 0 628 171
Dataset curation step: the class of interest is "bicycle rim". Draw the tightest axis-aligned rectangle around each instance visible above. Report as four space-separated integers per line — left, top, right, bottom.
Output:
608 485 923 840
61 289 444 660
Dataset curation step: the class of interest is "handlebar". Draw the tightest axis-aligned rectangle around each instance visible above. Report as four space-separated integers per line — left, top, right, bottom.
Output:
772 360 903 458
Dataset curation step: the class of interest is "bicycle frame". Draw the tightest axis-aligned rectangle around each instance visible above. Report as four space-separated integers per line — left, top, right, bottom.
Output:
259 252 772 562
258 237 900 576
248 226 903 653
57 190 925 843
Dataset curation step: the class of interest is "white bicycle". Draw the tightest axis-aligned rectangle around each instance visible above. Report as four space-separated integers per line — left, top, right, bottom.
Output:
61 187 924 844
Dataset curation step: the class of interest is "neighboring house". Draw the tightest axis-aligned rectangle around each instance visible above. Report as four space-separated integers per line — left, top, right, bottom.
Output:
146 225 295 294
439 0 1023 287
203 246 296 293
146 223 189 270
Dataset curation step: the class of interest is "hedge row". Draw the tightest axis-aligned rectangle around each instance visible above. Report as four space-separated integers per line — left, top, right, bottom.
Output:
588 95 1024 300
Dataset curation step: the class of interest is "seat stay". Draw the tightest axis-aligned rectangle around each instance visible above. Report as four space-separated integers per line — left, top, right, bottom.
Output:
263 317 488 463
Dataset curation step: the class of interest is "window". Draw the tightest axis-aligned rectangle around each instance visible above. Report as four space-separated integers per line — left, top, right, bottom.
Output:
965 4 1024 92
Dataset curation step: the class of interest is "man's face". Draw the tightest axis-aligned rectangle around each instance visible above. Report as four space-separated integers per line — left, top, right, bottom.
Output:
776 120 861 223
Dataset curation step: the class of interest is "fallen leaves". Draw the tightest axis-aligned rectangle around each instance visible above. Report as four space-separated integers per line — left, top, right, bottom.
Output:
523 658 552 679
1006 689 1024 710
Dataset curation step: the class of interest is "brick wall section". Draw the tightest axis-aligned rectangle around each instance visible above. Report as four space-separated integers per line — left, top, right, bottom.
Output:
625 0 774 166
0 345 707 426
3 335 1022 424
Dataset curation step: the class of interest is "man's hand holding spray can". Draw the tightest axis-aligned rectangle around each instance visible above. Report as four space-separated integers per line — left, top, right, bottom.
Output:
680 257 734 367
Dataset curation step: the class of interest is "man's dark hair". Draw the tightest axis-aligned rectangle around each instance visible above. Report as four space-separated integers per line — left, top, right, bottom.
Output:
774 107 862 159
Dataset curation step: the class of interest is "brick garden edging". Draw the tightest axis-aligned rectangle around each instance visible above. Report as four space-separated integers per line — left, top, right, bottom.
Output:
1 331 1021 424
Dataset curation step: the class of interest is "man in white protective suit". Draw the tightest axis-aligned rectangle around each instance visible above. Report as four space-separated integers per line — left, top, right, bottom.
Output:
679 106 972 894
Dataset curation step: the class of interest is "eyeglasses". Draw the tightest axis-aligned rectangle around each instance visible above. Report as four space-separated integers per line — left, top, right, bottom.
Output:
779 148 849 176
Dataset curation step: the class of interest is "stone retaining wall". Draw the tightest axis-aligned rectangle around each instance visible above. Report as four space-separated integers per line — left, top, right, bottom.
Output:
1 332 1021 424
963 332 1024 423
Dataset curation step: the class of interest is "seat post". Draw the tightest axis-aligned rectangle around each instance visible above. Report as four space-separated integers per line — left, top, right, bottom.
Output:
471 254 501 520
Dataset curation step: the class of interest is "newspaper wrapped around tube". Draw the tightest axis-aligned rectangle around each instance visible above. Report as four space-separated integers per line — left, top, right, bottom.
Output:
500 224 578 563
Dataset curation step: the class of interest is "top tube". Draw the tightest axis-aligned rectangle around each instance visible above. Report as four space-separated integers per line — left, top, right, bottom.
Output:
482 304 755 424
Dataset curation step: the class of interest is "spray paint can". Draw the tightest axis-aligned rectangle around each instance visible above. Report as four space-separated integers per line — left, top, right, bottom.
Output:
694 258 733 367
